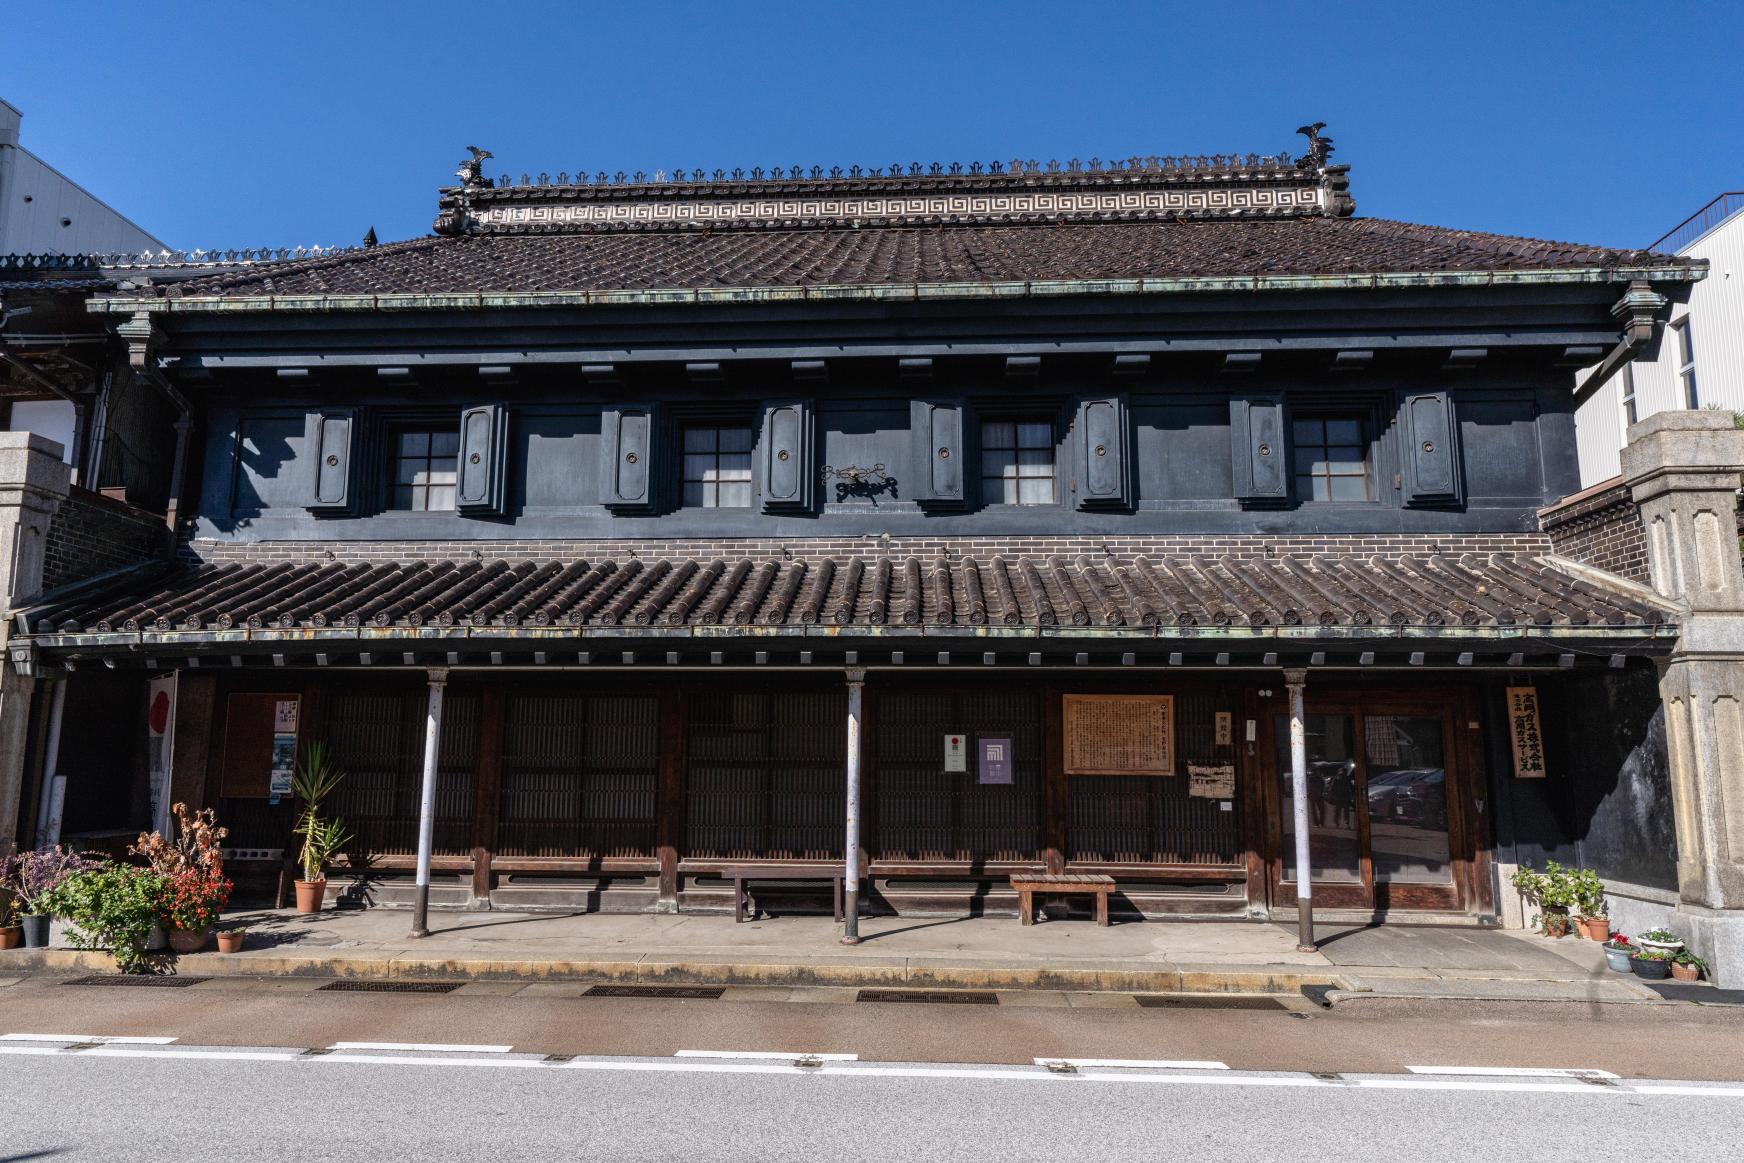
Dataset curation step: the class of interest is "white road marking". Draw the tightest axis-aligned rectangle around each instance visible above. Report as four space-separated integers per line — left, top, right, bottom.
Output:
328 1042 513 1054
0 1033 178 1045
1035 1057 1228 1071
0 1043 1738 1098
1407 1065 1619 1079
677 1050 858 1061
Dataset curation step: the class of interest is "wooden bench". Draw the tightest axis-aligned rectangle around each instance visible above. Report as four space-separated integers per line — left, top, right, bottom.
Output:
722 866 845 923
1009 873 1117 926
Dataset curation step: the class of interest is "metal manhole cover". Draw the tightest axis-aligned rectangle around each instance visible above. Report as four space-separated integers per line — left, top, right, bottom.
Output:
857 989 998 1005
583 985 726 999
316 980 463 994
1133 994 1286 1010
63 975 209 987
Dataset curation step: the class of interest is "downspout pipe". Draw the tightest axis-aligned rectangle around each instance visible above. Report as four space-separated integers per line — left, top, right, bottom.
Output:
1573 281 1670 405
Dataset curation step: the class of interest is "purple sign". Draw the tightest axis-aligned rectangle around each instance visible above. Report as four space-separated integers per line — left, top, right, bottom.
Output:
978 737 1013 785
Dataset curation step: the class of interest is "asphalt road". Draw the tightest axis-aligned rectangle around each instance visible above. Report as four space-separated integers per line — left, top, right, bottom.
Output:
1 974 1742 1161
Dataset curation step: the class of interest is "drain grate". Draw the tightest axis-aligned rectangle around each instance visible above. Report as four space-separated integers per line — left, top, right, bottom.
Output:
857 989 999 1005
317 980 463 994
1134 994 1286 1010
584 985 726 999
63 975 209 988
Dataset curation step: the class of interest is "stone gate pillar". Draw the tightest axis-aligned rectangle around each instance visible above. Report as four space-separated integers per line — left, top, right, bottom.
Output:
1623 410 1744 986
0 432 72 857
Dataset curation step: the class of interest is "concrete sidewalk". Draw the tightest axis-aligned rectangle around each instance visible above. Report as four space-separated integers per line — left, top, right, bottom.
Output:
1 907 1683 1003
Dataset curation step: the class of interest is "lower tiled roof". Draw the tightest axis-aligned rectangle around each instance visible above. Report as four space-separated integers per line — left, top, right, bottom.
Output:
25 553 1668 639
127 217 1690 301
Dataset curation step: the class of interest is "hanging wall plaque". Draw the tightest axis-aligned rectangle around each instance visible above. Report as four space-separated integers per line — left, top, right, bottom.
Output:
1506 686 1547 779
1063 694 1175 775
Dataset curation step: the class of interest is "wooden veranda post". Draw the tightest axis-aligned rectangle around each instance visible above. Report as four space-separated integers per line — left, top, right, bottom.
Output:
410 666 449 938
841 667 866 944
1285 668 1316 952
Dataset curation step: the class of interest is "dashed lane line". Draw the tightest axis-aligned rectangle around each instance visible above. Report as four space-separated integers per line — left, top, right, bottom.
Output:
1 1033 178 1045
1034 1058 1229 1071
677 1050 859 1061
1406 1065 1620 1079
328 1042 513 1054
1 1043 1741 1097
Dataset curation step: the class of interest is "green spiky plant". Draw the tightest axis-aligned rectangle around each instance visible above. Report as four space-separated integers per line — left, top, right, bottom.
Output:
291 743 351 884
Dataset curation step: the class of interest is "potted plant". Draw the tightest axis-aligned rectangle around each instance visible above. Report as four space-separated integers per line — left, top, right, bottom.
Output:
292 743 351 914
1670 950 1707 983
1569 868 1609 940
1 845 102 948
1510 861 1582 937
1628 946 1675 980
40 863 170 974
0 891 19 950
132 804 231 953
1636 927 1684 954
1602 933 1634 973
215 927 246 954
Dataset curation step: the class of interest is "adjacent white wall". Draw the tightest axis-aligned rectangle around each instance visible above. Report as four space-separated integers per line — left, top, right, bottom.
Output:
1576 207 1744 486
0 97 165 255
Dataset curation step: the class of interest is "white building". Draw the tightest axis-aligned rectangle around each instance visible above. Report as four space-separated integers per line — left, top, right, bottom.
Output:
0 97 165 255
1576 192 1743 485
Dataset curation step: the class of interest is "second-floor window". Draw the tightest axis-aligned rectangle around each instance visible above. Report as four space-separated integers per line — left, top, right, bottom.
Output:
392 428 459 511
980 419 1056 505
1674 318 1699 409
682 424 753 508
1621 363 1639 426
1293 416 1369 502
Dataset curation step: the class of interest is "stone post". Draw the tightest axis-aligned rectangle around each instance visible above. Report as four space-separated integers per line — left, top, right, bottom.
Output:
0 432 72 857
1622 410 1744 986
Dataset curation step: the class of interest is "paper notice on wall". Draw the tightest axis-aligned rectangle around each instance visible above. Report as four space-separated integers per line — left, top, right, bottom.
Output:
146 675 177 835
268 697 300 801
1187 763 1236 799
1063 694 1175 775
978 737 1013 785
944 734 967 772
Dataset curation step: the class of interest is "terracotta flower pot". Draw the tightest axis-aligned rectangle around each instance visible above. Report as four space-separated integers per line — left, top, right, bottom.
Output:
1577 916 1610 941
294 879 327 914
216 930 245 954
1541 909 1570 938
0 925 21 951
168 927 209 954
1670 961 1701 982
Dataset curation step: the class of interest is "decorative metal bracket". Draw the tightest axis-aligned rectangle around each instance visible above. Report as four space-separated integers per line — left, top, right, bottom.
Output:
821 463 899 505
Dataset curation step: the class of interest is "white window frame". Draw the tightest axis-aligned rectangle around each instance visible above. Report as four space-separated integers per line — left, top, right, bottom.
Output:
1620 363 1638 427
1673 318 1698 409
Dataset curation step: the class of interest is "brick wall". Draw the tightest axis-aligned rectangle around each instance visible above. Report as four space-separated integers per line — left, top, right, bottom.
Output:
186 531 1554 566
1538 477 1648 582
42 487 168 590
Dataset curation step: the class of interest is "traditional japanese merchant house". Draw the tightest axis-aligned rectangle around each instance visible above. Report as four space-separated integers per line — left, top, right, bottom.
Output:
8 126 1739 976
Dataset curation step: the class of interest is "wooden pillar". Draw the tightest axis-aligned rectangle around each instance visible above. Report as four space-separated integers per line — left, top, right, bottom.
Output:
470 686 505 906
410 667 448 938
656 681 687 912
1041 683 1066 874
169 673 218 813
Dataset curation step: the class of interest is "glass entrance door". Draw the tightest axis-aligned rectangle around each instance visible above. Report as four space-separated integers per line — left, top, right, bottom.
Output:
1271 700 1462 911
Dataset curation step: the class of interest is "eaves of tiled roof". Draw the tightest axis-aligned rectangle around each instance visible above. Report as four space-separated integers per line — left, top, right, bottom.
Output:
18 552 1674 654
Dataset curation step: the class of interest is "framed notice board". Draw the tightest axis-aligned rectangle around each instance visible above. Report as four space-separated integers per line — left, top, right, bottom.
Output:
1063 694 1175 775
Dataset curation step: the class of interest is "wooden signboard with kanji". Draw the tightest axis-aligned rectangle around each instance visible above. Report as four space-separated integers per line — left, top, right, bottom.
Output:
1063 694 1175 775
1506 686 1547 779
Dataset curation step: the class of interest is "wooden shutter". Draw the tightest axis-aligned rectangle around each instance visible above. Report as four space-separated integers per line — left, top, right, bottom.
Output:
456 405 510 516
1075 395 1133 511
910 398 967 510
760 399 815 513
1229 395 1289 505
599 404 660 513
305 410 356 513
1400 391 1463 507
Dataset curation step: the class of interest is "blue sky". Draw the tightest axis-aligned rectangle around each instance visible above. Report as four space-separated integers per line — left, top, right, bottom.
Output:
8 1 1741 252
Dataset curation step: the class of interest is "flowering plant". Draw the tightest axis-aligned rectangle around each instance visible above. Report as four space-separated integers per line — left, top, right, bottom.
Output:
131 803 227 880
1604 933 1633 951
1 845 104 916
163 866 232 933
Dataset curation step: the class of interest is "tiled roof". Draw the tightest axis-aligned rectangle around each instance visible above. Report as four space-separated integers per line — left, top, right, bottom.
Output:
124 218 1690 302
24 552 1667 640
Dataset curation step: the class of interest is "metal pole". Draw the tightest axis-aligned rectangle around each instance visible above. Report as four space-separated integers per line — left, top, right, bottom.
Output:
410 667 448 938
841 666 866 945
1285 668 1316 952
34 679 67 845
